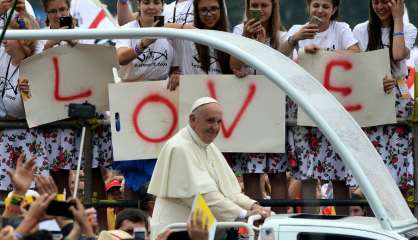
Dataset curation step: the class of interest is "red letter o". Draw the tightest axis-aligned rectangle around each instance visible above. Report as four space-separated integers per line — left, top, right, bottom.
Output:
132 94 178 143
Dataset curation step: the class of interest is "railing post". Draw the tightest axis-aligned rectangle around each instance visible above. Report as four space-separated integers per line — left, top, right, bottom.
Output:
413 70 418 218
83 126 94 205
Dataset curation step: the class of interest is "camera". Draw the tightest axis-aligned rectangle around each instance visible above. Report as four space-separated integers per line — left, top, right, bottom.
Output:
154 16 165 27
309 16 322 26
46 200 76 219
68 102 96 119
249 9 261 22
59 16 73 29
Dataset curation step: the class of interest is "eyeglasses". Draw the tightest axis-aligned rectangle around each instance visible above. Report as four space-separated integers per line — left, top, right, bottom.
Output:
47 7 69 15
198 6 220 16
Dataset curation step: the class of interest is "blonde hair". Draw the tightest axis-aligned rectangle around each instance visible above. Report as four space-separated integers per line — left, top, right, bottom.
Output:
245 0 281 49
8 14 40 58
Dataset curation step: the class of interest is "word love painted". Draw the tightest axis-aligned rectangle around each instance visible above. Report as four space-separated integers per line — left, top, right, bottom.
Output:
323 59 362 112
131 81 256 143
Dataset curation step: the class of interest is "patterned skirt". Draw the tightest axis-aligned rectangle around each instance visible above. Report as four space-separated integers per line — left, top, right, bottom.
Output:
45 125 113 171
225 152 288 175
0 128 50 191
345 124 414 190
0 124 113 191
288 126 345 181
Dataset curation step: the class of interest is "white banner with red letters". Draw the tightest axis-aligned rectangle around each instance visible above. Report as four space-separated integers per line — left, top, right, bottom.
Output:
297 49 397 127
110 75 286 161
20 44 117 128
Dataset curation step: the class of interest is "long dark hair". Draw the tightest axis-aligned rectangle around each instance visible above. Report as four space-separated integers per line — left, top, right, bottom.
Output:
246 0 281 49
193 0 231 74
366 0 394 62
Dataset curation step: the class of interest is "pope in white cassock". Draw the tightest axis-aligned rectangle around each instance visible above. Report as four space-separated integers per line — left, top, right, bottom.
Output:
148 97 270 239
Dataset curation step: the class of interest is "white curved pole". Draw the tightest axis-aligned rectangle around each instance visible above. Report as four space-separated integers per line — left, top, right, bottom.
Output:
4 28 416 229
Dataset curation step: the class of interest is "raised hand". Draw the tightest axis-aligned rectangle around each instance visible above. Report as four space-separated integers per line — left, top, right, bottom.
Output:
243 18 264 39
248 203 271 219
6 154 36 195
383 75 395 94
388 0 404 20
26 193 56 220
293 23 320 41
69 198 95 237
35 175 58 195
188 209 209 240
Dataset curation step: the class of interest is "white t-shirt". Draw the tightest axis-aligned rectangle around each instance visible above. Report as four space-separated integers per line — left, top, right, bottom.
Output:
288 21 358 53
172 39 222 75
163 0 194 24
233 23 289 75
353 21 417 78
116 21 174 81
0 47 25 119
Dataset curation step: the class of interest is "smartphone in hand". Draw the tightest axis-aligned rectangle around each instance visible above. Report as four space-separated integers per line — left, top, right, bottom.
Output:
309 16 322 26
134 227 146 240
46 200 76 218
59 16 73 29
248 9 261 22
154 16 165 27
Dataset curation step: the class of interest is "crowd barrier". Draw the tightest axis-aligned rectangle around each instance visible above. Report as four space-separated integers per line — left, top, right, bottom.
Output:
0 117 415 215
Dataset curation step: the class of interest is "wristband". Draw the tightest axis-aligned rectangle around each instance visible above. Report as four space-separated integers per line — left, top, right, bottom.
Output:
287 35 298 47
393 31 404 37
15 231 24 240
134 44 143 56
118 0 129 4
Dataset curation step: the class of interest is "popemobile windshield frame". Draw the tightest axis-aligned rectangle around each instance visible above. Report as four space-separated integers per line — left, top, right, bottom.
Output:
4 27 417 230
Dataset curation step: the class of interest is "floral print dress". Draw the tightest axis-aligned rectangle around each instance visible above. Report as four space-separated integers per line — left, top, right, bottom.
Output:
0 128 50 191
346 87 414 191
45 123 113 171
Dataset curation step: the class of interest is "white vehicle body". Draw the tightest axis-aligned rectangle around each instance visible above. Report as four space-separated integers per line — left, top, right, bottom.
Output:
260 214 418 240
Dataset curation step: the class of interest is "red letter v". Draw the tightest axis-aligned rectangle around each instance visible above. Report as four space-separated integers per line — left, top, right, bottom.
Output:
207 80 256 138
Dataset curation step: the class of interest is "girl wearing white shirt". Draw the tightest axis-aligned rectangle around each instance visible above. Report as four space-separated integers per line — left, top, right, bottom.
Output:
35 0 113 194
116 0 175 82
41 0 80 49
348 0 417 195
169 0 230 76
287 0 359 214
117 0 194 27
0 14 50 197
163 0 194 24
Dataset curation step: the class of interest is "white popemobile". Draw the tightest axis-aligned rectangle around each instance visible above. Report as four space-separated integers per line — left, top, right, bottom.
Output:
5 28 418 240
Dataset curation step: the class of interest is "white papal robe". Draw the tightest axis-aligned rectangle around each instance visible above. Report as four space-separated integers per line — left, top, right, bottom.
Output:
148 125 256 239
